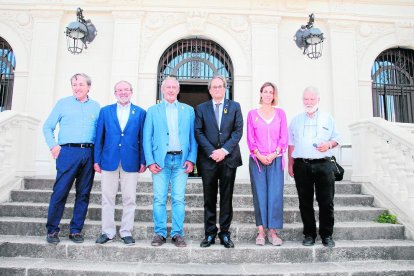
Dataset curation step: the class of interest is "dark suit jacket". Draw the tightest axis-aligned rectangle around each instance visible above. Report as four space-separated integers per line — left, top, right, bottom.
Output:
94 103 146 172
195 99 243 172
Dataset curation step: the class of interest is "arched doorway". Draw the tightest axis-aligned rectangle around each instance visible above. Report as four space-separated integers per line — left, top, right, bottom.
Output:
157 37 234 108
157 38 234 176
0 37 15 112
371 47 414 123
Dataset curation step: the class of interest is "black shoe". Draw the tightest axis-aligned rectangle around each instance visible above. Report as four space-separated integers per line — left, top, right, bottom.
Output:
322 236 335 247
95 234 113 244
302 235 315 246
200 235 216 247
219 235 235 248
69 233 84 243
46 232 60 245
121 236 135 246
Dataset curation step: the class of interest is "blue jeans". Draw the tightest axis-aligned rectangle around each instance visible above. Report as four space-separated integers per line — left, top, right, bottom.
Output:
46 146 94 234
152 153 188 238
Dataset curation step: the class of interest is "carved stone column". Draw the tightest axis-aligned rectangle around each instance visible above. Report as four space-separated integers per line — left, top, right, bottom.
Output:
25 10 63 117
24 10 63 174
327 20 359 143
110 11 145 103
249 15 281 107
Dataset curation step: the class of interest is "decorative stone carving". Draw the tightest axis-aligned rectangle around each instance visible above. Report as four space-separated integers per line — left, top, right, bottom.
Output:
140 12 181 58
355 22 394 68
231 16 250 32
0 11 33 50
140 12 251 68
394 21 414 46
209 14 251 56
16 12 31 27
185 11 208 34
144 13 164 30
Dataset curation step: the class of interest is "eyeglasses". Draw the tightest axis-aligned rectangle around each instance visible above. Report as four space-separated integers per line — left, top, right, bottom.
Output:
115 88 132 92
211 85 224 90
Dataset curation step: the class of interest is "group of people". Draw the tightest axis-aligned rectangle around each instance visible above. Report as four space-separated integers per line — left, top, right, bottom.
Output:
43 73 340 249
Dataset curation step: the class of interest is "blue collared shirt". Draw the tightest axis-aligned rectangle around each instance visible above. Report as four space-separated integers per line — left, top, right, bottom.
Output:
289 110 341 159
117 102 131 131
165 100 181 152
43 96 100 149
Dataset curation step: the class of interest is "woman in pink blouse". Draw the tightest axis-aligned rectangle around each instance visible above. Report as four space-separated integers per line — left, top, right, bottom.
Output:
246 82 288 246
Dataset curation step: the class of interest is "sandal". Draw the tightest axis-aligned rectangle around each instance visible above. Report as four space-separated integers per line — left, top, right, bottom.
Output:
255 232 265 246
267 230 283 246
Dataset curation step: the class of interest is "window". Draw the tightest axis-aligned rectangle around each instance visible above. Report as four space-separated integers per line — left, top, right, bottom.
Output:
371 48 414 123
0 37 15 112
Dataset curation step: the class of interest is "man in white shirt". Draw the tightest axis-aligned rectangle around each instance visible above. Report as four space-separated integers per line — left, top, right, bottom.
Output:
288 86 341 248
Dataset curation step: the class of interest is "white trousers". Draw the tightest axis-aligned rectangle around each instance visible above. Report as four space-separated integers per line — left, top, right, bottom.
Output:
101 165 138 238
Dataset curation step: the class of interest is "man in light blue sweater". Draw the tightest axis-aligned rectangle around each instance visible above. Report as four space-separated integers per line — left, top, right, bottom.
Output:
43 73 100 244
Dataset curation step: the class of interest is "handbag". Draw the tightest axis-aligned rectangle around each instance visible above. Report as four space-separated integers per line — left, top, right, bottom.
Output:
330 156 344 181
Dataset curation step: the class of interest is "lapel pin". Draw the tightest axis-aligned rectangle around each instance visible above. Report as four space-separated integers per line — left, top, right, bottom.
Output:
224 108 228 114
132 109 135 115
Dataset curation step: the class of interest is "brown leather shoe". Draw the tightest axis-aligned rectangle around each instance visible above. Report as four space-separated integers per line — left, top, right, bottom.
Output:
151 234 166 246
172 235 187 247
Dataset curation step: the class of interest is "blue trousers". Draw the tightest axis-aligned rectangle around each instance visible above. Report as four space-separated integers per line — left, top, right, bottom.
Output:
46 146 94 234
152 153 188 238
249 156 284 229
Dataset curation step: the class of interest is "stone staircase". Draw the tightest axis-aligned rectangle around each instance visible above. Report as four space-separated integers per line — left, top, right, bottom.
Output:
0 176 413 275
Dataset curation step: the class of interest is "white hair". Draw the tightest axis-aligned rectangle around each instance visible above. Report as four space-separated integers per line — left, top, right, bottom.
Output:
303 86 320 98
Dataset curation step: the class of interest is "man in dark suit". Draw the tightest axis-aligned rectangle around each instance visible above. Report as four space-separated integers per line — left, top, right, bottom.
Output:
94 80 146 246
195 75 243 248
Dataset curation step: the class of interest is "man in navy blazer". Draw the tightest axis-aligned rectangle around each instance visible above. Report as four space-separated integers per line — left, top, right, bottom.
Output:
143 77 197 247
195 75 243 248
94 80 146 246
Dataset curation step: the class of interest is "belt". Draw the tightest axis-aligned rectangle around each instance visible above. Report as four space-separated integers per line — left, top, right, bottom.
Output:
61 143 94 148
295 157 330 164
167 151 182 155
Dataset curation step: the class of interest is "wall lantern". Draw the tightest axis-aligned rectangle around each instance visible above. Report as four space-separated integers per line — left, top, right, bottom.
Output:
65 8 97 54
294 14 325 59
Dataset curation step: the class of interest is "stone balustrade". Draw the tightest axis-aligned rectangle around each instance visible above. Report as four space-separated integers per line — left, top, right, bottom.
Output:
350 117 414 237
0 111 40 200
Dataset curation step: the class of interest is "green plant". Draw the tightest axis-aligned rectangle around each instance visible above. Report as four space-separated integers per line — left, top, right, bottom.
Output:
376 211 397 224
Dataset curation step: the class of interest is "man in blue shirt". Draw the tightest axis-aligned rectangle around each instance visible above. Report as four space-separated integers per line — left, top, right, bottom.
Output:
143 77 197 247
288 86 340 248
43 73 100 244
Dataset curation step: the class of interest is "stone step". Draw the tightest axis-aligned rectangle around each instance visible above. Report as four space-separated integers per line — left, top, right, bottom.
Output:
10 189 374 208
1 257 414 276
23 177 362 195
0 203 387 223
0 235 413 264
0 217 405 241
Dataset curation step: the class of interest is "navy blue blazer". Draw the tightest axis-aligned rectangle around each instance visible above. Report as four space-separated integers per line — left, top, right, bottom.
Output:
195 99 243 171
94 103 146 172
